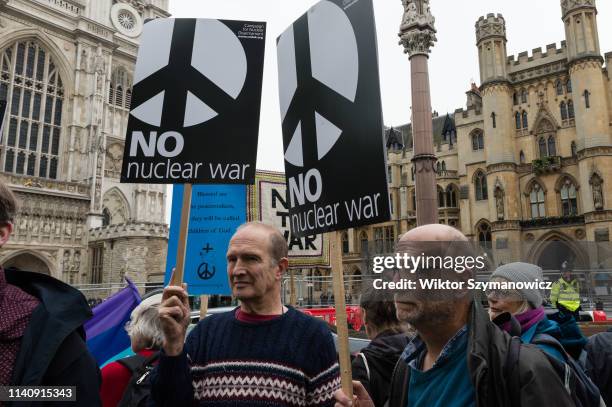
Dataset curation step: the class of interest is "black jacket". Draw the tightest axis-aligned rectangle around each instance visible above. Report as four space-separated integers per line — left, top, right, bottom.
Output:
352 330 410 407
388 301 575 407
5 268 101 407
585 332 612 406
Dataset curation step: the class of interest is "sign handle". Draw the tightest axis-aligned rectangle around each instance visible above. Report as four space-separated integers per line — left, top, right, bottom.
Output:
289 269 297 306
199 295 209 320
172 183 193 286
330 231 353 399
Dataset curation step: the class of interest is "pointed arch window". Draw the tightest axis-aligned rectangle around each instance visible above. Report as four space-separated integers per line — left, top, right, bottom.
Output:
472 130 484 151
446 185 457 208
520 150 525 163
560 179 578 216
567 100 575 118
560 102 568 120
477 222 492 250
556 80 563 96
566 79 572 93
515 112 521 130
125 88 132 109
108 83 114 104
115 85 123 106
538 137 547 158
529 183 546 218
341 232 349 254
547 136 557 157
441 161 446 172
522 111 528 129
0 40 63 179
110 67 133 109
474 171 488 201
438 186 445 208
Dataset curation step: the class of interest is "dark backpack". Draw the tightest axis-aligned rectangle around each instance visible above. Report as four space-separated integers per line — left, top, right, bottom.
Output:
116 352 160 407
506 334 601 407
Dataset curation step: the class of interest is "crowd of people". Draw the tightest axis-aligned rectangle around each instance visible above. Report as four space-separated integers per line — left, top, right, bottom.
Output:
1 178 611 406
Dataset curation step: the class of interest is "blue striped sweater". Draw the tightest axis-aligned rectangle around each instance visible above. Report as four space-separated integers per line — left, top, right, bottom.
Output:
150 307 340 406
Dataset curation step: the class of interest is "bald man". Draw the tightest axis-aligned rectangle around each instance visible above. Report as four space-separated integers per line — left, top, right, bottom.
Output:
152 222 340 406
336 224 574 407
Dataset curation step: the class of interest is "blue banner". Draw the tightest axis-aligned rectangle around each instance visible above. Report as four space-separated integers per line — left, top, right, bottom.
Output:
165 184 246 295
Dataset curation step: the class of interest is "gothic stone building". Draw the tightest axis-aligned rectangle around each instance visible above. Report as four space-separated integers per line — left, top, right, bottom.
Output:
343 0 612 278
0 0 170 288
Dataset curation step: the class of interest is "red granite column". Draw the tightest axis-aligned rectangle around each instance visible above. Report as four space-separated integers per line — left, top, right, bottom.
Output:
410 55 438 225
399 0 438 225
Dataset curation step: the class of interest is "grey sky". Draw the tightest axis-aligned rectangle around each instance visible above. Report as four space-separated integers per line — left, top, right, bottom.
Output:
167 0 612 173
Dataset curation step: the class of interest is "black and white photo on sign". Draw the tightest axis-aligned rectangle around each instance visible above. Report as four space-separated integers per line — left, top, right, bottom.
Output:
278 0 390 237
120 18 266 185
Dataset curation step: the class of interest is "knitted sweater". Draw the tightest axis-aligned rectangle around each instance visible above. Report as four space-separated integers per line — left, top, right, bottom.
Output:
150 307 340 406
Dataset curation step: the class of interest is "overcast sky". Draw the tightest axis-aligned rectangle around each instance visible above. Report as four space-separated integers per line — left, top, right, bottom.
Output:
163 0 612 220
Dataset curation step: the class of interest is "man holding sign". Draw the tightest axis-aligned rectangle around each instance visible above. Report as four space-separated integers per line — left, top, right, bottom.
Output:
151 222 340 406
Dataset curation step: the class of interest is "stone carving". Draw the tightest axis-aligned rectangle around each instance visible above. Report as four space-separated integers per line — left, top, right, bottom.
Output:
80 49 88 71
72 251 81 272
590 173 604 210
62 250 71 273
43 218 51 235
401 0 435 28
64 221 72 237
105 143 123 178
494 186 504 220
399 0 437 56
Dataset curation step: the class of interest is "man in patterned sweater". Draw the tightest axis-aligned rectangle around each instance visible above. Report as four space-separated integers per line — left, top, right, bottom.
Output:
151 222 340 406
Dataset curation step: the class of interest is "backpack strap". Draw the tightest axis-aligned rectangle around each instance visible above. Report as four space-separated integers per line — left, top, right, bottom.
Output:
357 353 370 382
504 336 522 407
117 352 160 375
116 354 148 373
387 358 410 407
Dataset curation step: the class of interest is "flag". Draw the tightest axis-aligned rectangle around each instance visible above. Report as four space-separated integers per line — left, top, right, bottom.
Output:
85 278 141 366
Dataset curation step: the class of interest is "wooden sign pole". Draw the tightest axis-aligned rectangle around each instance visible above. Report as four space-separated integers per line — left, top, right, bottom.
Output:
199 295 209 320
329 230 353 399
289 269 297 306
171 183 192 286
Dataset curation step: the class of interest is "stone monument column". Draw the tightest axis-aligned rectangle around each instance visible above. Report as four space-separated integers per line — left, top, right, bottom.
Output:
399 0 438 225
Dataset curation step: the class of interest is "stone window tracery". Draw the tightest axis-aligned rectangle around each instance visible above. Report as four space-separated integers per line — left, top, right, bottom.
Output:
559 178 578 216
109 67 132 109
474 170 488 201
529 182 546 219
0 40 63 179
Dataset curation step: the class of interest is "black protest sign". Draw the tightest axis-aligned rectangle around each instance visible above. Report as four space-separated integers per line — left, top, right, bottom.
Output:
121 19 266 184
277 0 390 237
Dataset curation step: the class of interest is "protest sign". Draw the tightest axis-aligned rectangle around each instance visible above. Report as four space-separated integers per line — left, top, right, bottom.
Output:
165 184 246 295
121 18 265 184
120 18 265 286
247 170 330 269
277 0 390 238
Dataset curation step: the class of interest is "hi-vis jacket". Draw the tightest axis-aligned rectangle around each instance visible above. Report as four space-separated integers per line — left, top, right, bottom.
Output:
550 278 581 312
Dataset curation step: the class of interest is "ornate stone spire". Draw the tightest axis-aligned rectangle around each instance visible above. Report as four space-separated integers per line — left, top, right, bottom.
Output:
399 0 437 57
